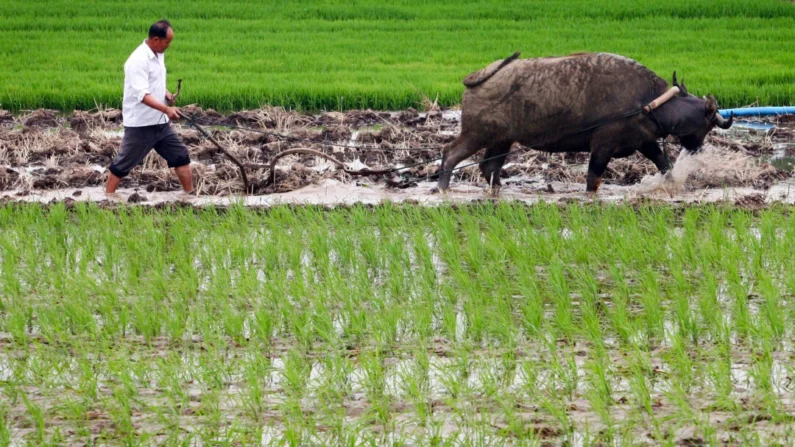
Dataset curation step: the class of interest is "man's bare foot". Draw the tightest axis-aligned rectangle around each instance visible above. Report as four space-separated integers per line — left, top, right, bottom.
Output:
104 192 124 202
177 190 196 203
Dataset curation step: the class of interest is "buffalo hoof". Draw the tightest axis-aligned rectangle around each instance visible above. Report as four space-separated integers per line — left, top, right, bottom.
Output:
586 189 601 199
430 186 444 195
486 185 501 197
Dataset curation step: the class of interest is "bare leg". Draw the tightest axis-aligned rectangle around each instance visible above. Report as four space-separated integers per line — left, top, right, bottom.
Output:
434 134 484 192
479 141 512 190
106 173 122 194
175 165 194 193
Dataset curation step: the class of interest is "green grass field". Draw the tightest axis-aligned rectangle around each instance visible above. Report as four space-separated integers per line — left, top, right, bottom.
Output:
2 202 795 445
1 0 794 112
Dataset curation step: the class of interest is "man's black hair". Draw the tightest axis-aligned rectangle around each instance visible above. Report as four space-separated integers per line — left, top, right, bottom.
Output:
148 20 172 39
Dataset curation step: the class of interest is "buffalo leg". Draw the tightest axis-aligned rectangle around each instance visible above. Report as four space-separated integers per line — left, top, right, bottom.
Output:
479 141 512 189
434 134 484 192
586 150 612 193
638 141 671 173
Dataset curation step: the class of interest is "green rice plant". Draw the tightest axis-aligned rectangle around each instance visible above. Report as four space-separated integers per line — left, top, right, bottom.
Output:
20 391 46 445
282 348 311 402
574 267 603 348
543 341 579 402
311 298 339 348
756 270 785 342
399 348 432 426
627 350 654 416
664 331 695 394
493 390 532 442
639 267 665 345
606 263 634 346
537 390 573 445
359 349 393 427
663 378 696 427
703 345 738 411
584 350 614 424
104 383 137 440
670 276 699 347
165 299 190 344
131 296 163 342
315 352 352 413
695 267 727 344
4 203 795 444
241 347 271 421
724 257 752 341
517 272 544 337
547 257 574 340
436 348 470 402
196 389 225 444
5 299 32 346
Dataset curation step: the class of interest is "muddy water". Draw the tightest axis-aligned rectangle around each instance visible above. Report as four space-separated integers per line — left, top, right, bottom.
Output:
5 175 795 208
637 149 708 194
636 143 767 196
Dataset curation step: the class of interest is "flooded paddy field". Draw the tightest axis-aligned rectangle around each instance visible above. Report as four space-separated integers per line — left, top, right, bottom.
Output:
3 107 795 446
2 201 795 445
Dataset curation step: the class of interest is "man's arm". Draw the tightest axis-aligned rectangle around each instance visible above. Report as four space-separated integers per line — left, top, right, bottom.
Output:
127 60 179 119
142 94 179 119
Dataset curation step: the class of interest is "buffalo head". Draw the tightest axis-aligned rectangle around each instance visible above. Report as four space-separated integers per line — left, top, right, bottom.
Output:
661 72 733 151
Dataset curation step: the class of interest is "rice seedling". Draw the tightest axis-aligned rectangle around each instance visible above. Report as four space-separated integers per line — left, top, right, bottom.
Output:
1 202 795 444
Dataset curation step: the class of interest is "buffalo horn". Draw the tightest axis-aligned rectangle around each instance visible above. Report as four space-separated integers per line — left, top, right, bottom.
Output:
714 111 734 129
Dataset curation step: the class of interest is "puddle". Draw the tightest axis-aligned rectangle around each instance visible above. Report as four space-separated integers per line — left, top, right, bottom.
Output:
769 154 795 172
734 121 776 131
5 175 795 208
766 144 795 172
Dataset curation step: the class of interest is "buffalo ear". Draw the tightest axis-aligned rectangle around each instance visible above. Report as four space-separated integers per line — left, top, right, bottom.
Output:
705 94 718 117
672 71 688 96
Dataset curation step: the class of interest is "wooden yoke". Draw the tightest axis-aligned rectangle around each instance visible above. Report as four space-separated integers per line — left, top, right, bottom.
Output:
643 87 680 114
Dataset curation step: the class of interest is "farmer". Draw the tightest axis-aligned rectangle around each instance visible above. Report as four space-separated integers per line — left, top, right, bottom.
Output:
106 19 194 199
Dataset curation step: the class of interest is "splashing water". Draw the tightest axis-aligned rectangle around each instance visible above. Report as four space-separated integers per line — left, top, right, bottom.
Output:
636 150 705 194
636 144 759 195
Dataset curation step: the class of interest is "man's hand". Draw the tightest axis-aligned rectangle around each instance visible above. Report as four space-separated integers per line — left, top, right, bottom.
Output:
165 92 175 106
164 106 180 120
142 93 179 119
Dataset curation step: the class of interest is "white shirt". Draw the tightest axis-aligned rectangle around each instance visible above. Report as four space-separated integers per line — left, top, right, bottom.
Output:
122 40 169 127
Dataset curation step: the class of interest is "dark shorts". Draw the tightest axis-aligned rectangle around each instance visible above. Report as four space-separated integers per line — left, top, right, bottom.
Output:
108 123 191 178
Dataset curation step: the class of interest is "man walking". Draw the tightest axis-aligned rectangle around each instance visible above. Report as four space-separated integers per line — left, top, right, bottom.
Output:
106 19 194 199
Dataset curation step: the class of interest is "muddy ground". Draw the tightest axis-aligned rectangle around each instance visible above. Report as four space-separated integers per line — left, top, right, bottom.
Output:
1 106 794 206
3 107 795 445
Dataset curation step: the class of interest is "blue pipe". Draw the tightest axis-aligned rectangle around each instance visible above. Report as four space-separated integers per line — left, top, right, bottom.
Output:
718 106 795 118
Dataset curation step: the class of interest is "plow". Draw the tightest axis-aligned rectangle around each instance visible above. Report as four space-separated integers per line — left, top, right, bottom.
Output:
174 78 437 194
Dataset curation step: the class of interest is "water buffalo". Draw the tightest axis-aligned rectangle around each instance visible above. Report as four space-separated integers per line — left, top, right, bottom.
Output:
434 52 734 193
